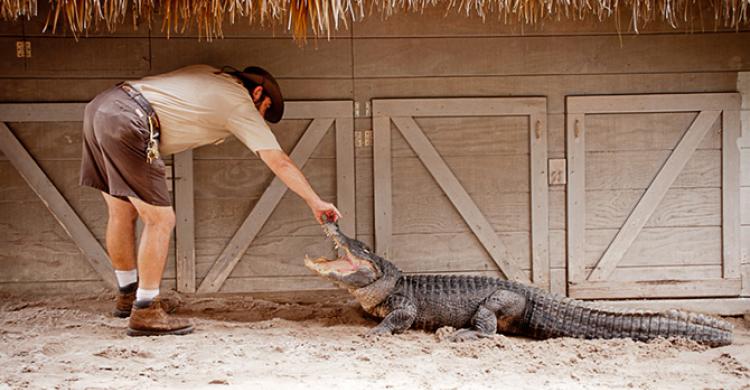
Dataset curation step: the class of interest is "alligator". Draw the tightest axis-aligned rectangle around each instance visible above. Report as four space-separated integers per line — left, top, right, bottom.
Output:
304 219 733 347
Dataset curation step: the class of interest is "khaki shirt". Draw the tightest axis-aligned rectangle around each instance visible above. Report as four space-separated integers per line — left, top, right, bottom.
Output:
129 64 282 156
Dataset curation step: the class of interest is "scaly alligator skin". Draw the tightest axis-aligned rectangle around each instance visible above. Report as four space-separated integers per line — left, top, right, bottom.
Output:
304 220 733 346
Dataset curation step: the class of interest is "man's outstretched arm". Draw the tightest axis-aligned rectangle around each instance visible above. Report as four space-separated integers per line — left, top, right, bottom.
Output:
258 149 341 223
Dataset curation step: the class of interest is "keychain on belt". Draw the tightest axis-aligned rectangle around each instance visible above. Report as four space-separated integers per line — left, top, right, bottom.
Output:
146 116 160 164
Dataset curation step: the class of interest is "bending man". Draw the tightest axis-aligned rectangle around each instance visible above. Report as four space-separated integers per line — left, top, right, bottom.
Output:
80 64 340 336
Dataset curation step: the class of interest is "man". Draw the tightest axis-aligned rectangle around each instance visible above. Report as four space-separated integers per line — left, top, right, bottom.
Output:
80 65 341 337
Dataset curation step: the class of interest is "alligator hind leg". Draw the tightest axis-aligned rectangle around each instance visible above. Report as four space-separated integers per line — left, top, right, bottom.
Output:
448 289 527 342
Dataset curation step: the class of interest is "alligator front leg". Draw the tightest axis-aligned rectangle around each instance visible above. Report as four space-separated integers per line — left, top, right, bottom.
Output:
448 289 527 342
367 296 416 336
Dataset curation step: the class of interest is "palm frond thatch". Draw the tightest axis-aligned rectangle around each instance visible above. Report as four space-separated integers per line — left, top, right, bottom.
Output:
1 0 748 43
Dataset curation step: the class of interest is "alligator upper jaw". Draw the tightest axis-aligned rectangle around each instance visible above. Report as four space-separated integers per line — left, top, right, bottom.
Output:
304 244 379 278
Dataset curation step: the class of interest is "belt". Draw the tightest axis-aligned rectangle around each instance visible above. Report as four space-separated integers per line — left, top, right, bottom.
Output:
118 82 161 163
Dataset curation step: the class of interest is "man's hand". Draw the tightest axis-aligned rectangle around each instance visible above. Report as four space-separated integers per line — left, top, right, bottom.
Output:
308 199 342 224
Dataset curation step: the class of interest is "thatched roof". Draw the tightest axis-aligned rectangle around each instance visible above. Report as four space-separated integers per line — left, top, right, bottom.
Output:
1 0 748 42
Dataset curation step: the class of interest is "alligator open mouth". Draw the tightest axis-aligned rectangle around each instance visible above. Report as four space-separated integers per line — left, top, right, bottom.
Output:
304 242 377 276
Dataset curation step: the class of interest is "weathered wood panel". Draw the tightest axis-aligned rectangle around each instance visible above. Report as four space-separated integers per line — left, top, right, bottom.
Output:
585 188 721 229
0 20 23 35
1 160 109 202
150 38 352 77
390 116 529 157
0 122 83 159
25 38 150 77
195 232 532 279
389 192 531 234
193 193 338 239
193 158 336 199
354 34 750 78
570 279 741 299
386 156 530 195
741 149 750 186
585 150 720 190
0 239 178 281
583 227 721 268
194 120 337 159
0 38 27 74
585 112 722 151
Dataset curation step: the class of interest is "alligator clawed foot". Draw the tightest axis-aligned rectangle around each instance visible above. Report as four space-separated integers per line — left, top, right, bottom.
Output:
447 329 489 342
364 326 392 338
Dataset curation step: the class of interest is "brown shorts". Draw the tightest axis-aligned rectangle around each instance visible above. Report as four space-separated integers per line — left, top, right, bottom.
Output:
79 86 171 207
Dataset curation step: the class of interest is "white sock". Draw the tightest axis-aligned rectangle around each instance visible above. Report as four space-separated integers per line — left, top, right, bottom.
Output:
114 269 138 288
136 288 159 302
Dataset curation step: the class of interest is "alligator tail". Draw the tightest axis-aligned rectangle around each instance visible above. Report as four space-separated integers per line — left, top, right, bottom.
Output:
525 294 733 347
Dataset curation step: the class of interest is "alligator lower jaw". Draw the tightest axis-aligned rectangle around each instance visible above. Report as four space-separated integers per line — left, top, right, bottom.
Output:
304 255 359 276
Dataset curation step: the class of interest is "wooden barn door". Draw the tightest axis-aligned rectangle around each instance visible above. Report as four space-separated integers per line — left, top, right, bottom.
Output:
196 101 356 293
566 93 742 299
372 98 549 288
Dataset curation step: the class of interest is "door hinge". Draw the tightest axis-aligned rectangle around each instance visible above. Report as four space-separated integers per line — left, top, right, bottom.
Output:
16 41 31 58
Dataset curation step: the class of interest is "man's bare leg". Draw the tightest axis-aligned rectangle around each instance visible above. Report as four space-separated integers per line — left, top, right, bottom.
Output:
102 193 138 271
127 196 175 291
124 196 192 336
102 193 139 317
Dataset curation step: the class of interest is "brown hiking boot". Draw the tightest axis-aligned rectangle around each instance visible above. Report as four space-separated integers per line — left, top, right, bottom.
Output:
113 284 179 318
127 298 194 337
113 283 137 318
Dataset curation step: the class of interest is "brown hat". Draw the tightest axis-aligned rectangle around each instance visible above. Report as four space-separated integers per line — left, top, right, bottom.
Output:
224 66 285 123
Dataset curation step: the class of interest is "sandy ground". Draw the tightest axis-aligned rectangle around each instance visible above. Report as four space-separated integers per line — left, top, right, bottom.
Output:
1 291 749 390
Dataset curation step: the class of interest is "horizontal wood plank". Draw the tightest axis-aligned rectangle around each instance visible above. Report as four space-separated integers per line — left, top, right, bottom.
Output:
373 98 546 116
568 93 740 114
195 232 532 278
150 38 352 78
583 227 722 268
0 38 27 74
390 116 530 157
0 240 177 281
586 150 720 190
585 188 721 229
354 34 750 78
193 158 336 199
386 155 530 195
585 112 721 151
193 194 337 239
570 279 741 299
25 38 150 77
599 298 750 316
388 192 531 234
0 122 83 159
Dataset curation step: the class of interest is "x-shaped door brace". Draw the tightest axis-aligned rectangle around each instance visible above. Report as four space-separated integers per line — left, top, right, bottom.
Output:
372 98 550 287
566 93 741 299
0 103 117 289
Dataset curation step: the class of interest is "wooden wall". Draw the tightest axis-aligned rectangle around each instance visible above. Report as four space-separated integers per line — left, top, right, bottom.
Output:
739 73 750 297
1 3 749 299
